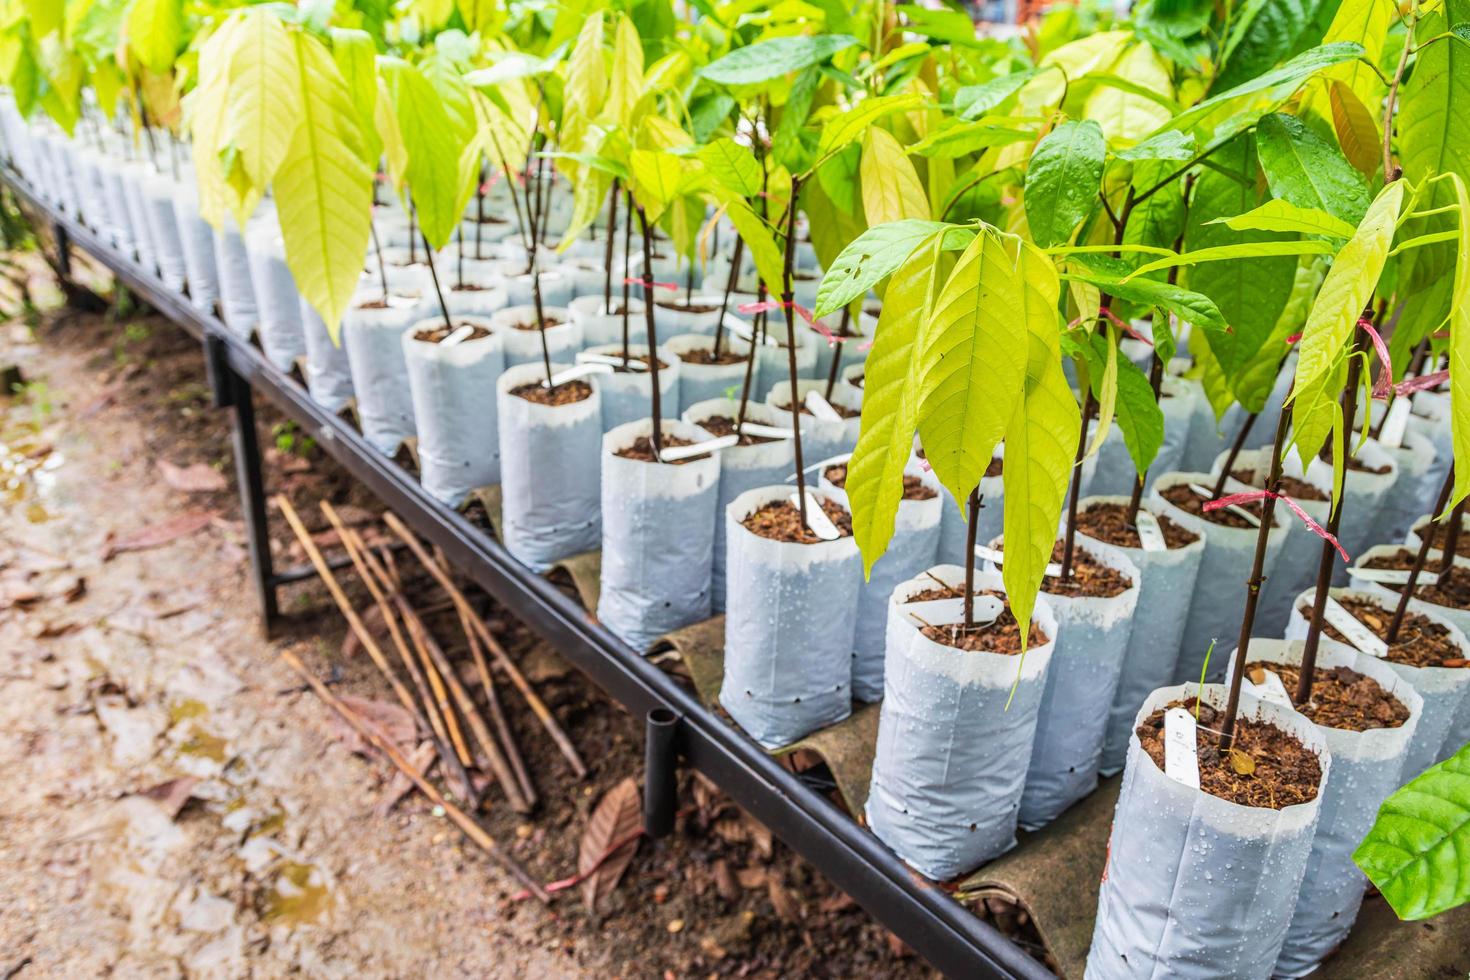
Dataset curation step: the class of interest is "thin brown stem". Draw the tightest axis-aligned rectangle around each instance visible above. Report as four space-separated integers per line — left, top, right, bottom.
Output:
963 489 982 628
636 205 665 452
602 178 619 314
1058 395 1096 580
1437 497 1465 584
1387 467 1456 641
421 233 453 331
782 174 808 528
713 237 744 358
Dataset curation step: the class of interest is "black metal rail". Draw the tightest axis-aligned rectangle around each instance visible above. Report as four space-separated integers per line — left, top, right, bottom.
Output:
7 169 1052 980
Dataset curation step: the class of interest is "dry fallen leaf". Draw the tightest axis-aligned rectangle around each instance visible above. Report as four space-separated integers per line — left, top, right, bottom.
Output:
376 742 437 817
1228 747 1257 776
579 777 642 913
103 511 218 560
134 776 200 820
158 460 228 494
327 696 417 756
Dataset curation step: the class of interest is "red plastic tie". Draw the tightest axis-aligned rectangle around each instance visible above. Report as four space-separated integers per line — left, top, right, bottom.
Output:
1205 490 1349 561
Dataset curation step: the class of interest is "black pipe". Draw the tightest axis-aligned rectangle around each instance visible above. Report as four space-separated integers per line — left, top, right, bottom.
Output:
644 707 680 839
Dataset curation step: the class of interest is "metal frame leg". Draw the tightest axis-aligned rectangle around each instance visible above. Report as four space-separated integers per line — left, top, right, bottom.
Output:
52 221 71 281
220 354 280 629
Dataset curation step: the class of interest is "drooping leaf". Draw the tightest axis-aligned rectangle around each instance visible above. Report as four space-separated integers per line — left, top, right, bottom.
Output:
1209 198 1358 239
1212 0 1329 92
1066 260 1228 334
1311 0 1394 111
954 69 1041 120
329 28 380 166
698 138 762 199
629 148 682 222
718 196 784 293
1445 174 1470 511
813 219 957 318
817 92 924 158
1255 111 1371 224
1125 239 1334 280
1114 350 1166 476
1121 160 1185 278
700 34 859 87
1023 119 1105 248
222 8 302 196
605 14 644 130
1115 129 1196 162
908 119 1032 159
1328 80 1380 180
126 0 182 75
1082 41 1175 144
380 57 467 249
457 0 503 34
1353 741 1470 920
861 128 929 226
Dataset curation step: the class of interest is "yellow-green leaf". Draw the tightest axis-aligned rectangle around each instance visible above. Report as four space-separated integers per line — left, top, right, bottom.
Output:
380 57 467 249
1329 80 1380 181
817 92 924 159
127 0 182 75
1084 330 1117 460
1446 174 1470 512
717 196 784 293
1209 198 1359 239
861 128 929 226
223 8 301 203
605 15 643 131
629 148 682 223
565 12 606 117
183 15 242 228
457 0 502 34
330 28 380 166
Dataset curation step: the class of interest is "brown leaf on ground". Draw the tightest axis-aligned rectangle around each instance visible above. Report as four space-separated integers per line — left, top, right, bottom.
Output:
327 695 417 756
102 511 217 560
340 605 385 660
133 776 200 819
375 742 437 817
158 460 227 493
520 643 571 684
579 777 642 913
818 893 855 913
767 877 802 923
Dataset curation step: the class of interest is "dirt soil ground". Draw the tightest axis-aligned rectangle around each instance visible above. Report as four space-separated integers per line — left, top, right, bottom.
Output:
0 256 934 979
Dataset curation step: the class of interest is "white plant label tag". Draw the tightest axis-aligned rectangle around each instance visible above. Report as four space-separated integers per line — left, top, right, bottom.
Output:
1189 482 1261 526
1378 396 1411 449
1350 566 1413 585
657 434 737 462
1135 511 1167 552
1324 597 1389 658
1244 667 1292 706
580 352 648 371
543 362 613 387
1163 708 1201 789
901 595 1004 630
791 491 840 540
974 544 1062 578
440 324 474 347
737 421 796 440
804 390 844 422
726 315 778 346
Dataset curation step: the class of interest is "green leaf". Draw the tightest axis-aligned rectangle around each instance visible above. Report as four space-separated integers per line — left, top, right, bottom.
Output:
908 119 1032 159
457 0 503 33
1002 240 1079 651
1124 240 1334 280
700 34 859 87
1065 262 1228 334
127 0 182 75
1213 0 1328 92
1292 181 1404 395
380 57 466 249
1255 112 1372 224
916 228 1030 504
817 92 925 158
1121 160 1186 278
275 30 374 345
1353 740 1470 920
1114 351 1165 476
861 127 929 225
846 233 948 574
813 219 953 318
718 196 785 293
222 8 302 199
329 28 380 166
698 138 761 199
1115 128 1196 162
563 12 607 118
629 148 683 222
1023 119 1105 248
954 69 1040 119
1445 174 1470 512
1209 198 1358 238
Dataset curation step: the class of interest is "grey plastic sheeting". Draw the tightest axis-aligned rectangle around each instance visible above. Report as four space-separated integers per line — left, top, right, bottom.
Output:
170 182 219 315
681 398 796 614
1336 439 1400 572
567 295 646 349
866 567 1058 881
1081 496 1206 776
576 344 681 432
297 295 355 413
720 485 860 749
1086 377 1196 497
119 162 158 275
212 216 258 338
764 378 862 465
597 419 721 651
140 170 187 293
1224 638 1422 977
100 163 136 255
1152 471 1288 685
342 295 423 456
496 361 602 572
1087 683 1330 980
490 304 579 368
665 334 750 413
820 456 943 702
1370 427 1438 546
1407 392 1452 494
402 317 503 506
1287 584 1470 780
1003 540 1140 830
245 220 308 371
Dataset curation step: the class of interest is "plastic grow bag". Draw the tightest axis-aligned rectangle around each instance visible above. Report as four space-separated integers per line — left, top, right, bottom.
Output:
597 419 722 651
764 379 862 466
1086 375 1196 497
402 316 504 506
1347 543 1470 639
496 361 603 571
297 296 355 413
652 293 726 336
682 398 796 614
866 567 1058 880
213 216 259 339
1086 683 1330 980
720 485 861 748
490 305 579 368
119 161 159 274
665 334 752 412
342 293 424 455
416 257 509 317
140 169 187 293
820 456 944 702
934 449 1005 567
170 182 220 316
244 217 308 370
1223 638 1422 977
1371 428 1437 544
575 344 681 433
568 295 646 349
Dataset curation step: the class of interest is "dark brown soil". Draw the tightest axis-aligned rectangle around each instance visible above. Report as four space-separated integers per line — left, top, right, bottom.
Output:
509 317 565 331
1345 455 1390 475
1420 520 1470 558
1035 543 1131 598
1363 548 1470 609
680 347 746 366
449 281 496 292
656 300 719 314
1244 662 1410 732
698 414 778 447
1161 482 1265 529
1137 699 1323 808
984 456 1003 479
902 586 1048 652
596 352 667 373
613 434 699 465
1076 502 1198 550
740 497 853 544
782 399 859 420
509 379 593 406
413 321 492 344
849 373 864 388
1297 596 1468 668
823 464 936 500
1231 469 1328 502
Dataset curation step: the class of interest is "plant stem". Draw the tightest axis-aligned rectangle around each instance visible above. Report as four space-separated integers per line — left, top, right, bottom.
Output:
1058 395 1096 580
1295 327 1368 706
475 160 485 260
782 174 808 528
963 488 982 629
1212 412 1259 499
1437 496 1465 584
713 237 744 358
456 226 464 291
1382 16 1415 183
370 220 389 301
409 201 417 263
1387 467 1456 641
636 204 664 453
823 307 850 401
531 232 552 387
1218 392 1295 749
621 189 632 364
421 233 452 331
602 178 619 316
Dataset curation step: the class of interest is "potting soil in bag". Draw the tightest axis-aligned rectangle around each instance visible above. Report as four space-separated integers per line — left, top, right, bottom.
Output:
1006 541 1141 829
666 334 751 412
576 344 682 433
171 183 220 315
496 361 602 571
245 219 308 370
141 169 187 293
1347 542 1470 640
213 216 258 338
1152 471 1288 684
598 419 721 650
765 379 862 465
683 399 796 614
1087 683 1330 979
866 568 1057 879
1223 638 1422 977
403 316 503 506
720 486 860 748
653 293 726 336
342 292 423 455
1286 584 1470 779
490 304 580 368
1075 497 1207 776
820 457 943 702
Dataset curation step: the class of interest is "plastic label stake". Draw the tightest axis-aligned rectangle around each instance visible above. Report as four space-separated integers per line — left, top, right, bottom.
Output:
1163 708 1201 789
1244 666 1292 706
580 352 649 371
1378 396 1411 449
737 421 796 440
657 434 737 462
902 595 1004 630
792 490 840 540
803 390 844 422
1350 566 1413 585
1323 597 1389 658
1189 482 1261 526
1135 511 1166 552
974 544 1062 578
542 362 613 388
440 324 475 347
